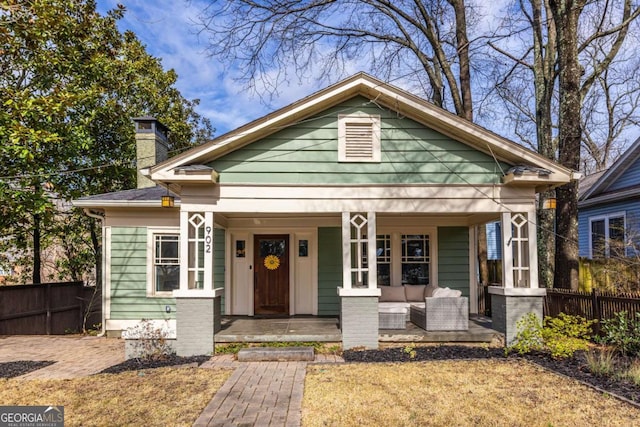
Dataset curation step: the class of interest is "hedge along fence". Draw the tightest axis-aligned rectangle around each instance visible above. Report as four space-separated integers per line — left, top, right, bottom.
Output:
544 288 640 333
0 282 101 335
579 257 640 293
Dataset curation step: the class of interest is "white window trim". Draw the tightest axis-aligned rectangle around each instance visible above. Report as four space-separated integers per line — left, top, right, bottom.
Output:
147 226 180 297
375 227 438 286
588 212 626 259
338 114 381 163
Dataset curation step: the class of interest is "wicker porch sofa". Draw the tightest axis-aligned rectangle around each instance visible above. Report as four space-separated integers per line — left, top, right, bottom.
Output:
409 296 469 331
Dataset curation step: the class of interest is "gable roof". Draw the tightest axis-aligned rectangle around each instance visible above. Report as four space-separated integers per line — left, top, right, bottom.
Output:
579 135 640 206
578 170 606 199
149 73 573 189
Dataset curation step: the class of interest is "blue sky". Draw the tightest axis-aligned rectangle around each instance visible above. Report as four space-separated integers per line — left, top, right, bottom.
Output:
94 1 639 158
95 1 516 138
96 0 338 136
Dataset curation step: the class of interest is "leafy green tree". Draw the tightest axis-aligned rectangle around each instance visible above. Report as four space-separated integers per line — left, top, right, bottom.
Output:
0 0 213 284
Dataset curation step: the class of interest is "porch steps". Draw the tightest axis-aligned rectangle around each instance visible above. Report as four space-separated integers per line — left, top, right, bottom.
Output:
237 346 315 362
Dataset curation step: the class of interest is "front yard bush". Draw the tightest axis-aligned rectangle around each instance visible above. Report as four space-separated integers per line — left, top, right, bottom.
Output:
596 311 640 357
507 313 595 358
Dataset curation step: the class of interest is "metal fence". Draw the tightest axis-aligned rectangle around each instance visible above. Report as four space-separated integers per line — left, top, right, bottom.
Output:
0 282 101 335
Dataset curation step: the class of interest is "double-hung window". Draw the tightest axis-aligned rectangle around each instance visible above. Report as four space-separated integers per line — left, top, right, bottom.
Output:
366 232 432 286
590 213 625 259
401 234 430 285
147 228 180 296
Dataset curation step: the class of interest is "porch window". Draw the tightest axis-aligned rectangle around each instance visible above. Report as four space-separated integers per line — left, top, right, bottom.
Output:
363 234 391 285
401 235 430 285
364 233 432 286
590 213 625 259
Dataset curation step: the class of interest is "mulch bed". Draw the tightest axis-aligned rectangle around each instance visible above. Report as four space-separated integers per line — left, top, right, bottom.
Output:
0 361 55 379
343 345 640 405
99 355 210 374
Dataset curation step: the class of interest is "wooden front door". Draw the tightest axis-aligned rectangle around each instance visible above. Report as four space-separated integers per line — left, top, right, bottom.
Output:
254 235 289 315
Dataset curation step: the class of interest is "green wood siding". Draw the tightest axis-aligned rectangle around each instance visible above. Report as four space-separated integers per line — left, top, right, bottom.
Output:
109 226 227 319
215 228 226 315
317 227 342 315
209 96 510 185
437 227 470 296
109 227 176 320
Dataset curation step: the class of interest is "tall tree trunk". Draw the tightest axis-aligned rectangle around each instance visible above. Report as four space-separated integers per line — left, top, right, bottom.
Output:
447 0 489 285
32 213 41 284
532 0 557 288
550 0 584 290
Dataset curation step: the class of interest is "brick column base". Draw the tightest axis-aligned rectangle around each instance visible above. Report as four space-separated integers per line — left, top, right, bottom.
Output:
176 298 215 357
490 293 544 345
341 296 379 349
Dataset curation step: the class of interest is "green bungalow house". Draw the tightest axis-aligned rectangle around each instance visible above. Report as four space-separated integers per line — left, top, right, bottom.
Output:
74 73 575 355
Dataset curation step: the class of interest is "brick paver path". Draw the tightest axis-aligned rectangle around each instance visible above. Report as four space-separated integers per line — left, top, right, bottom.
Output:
195 354 344 427
0 335 124 379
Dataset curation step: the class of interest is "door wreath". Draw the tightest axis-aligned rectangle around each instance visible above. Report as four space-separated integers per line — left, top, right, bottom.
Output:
264 254 280 270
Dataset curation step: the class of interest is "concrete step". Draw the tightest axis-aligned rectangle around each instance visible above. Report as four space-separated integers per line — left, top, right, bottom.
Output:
237 346 315 362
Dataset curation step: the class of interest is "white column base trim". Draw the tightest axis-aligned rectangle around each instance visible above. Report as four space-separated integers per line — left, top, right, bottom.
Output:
338 287 381 297
173 288 225 299
488 286 546 297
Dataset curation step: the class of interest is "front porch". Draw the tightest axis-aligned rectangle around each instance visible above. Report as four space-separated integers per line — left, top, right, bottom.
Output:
214 315 502 344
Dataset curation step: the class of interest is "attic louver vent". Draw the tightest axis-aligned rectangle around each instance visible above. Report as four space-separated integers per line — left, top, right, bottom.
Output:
338 114 381 162
345 123 374 159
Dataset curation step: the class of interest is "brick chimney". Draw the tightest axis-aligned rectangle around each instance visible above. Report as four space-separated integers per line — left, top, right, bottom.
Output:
133 117 169 189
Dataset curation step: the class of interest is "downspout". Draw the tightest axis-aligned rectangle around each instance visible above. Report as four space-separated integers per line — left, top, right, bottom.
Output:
83 208 107 337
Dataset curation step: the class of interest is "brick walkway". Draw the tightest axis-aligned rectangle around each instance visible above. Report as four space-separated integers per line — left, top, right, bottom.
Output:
195 354 344 427
0 336 346 426
0 335 124 379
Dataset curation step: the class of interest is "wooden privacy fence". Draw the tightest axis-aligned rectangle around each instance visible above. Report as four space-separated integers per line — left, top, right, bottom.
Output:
544 288 640 328
0 282 101 335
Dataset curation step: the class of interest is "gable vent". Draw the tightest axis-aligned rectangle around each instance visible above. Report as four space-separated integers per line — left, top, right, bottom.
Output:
338 114 381 162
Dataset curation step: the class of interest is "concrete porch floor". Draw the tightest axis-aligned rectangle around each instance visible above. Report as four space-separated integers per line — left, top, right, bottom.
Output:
215 315 502 344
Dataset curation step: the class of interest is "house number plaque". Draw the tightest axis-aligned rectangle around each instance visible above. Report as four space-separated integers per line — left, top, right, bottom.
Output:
205 226 212 253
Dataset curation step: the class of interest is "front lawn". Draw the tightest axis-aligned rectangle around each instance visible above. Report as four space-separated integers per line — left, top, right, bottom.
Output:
0 367 231 426
303 359 640 426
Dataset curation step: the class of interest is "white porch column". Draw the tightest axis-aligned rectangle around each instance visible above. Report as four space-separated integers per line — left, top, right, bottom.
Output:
341 212 351 290
367 211 377 290
490 210 546 345
501 212 514 289
339 211 381 350
527 209 539 289
174 206 222 357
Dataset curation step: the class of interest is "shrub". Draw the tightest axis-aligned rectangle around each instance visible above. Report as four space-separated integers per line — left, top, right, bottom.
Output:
124 319 174 360
596 311 640 357
506 313 544 356
507 313 594 358
542 313 594 359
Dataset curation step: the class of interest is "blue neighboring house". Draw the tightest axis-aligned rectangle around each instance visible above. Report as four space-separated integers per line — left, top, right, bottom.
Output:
578 136 640 259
